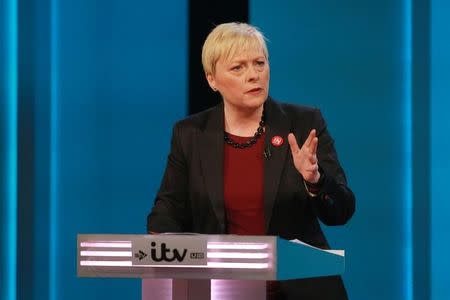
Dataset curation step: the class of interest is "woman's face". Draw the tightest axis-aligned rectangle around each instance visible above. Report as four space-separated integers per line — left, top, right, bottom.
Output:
207 48 270 112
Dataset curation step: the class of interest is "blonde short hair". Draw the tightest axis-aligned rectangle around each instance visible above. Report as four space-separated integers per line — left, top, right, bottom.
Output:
201 22 268 75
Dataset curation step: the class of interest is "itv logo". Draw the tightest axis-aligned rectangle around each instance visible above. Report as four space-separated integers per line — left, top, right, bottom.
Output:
149 241 187 262
132 236 208 266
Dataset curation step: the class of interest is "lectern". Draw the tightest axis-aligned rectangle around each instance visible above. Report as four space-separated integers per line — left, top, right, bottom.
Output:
77 234 344 300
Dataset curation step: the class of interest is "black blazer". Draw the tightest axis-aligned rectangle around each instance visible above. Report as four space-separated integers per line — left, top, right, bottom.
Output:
147 97 355 299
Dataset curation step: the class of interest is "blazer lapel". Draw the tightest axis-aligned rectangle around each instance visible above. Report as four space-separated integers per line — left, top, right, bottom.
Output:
263 98 291 231
198 103 226 233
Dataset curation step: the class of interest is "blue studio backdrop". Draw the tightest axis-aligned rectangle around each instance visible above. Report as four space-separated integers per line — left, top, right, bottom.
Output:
1 0 449 299
1 0 187 299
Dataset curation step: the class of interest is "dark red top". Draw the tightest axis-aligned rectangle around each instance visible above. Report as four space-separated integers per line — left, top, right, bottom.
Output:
223 132 281 298
223 132 266 235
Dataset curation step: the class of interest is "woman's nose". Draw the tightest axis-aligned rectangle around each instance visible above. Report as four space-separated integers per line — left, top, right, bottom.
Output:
246 66 260 81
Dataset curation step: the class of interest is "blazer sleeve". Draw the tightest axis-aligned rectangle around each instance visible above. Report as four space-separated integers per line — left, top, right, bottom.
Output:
310 109 356 226
146 123 192 233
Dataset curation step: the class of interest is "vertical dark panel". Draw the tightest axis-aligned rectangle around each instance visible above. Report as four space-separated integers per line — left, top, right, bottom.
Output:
32 0 51 298
412 0 430 299
17 0 35 298
188 0 249 114
16 0 52 298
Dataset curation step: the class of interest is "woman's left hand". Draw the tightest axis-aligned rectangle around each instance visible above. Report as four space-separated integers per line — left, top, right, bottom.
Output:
287 130 320 184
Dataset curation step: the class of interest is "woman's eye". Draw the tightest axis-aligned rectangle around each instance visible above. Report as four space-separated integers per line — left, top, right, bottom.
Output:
231 65 242 71
256 61 265 66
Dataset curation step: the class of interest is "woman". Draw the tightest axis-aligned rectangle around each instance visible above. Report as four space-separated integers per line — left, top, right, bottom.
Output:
147 22 355 299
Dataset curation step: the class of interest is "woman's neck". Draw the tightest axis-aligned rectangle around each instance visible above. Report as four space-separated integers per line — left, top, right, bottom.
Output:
224 103 264 137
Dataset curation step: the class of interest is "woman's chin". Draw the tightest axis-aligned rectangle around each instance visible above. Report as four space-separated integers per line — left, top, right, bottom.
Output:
243 94 267 109
224 94 267 112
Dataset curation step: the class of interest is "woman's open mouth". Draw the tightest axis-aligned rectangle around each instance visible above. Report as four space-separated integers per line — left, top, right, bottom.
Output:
246 87 263 94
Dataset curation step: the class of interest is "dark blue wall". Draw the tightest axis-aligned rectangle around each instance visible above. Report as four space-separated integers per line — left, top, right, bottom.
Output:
250 0 409 297
250 0 444 299
49 1 187 299
50 1 187 299
431 0 450 298
2 0 187 299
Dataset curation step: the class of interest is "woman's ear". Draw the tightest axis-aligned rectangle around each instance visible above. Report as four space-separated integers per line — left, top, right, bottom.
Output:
206 73 217 92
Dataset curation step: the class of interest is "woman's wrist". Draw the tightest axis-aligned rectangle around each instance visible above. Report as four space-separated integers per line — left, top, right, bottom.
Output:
303 169 325 197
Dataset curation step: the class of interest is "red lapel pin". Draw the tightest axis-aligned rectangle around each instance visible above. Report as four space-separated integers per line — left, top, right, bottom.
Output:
271 136 284 147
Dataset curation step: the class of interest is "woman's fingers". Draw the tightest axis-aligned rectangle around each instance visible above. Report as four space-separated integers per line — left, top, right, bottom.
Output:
310 136 318 155
308 137 319 164
288 133 300 154
304 129 316 148
289 132 319 181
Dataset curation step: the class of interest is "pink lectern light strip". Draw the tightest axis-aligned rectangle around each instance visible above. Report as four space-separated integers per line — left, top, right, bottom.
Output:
80 242 132 248
133 262 270 269
80 260 132 266
207 243 268 250
207 262 269 269
80 251 132 257
207 252 268 259
80 260 268 269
